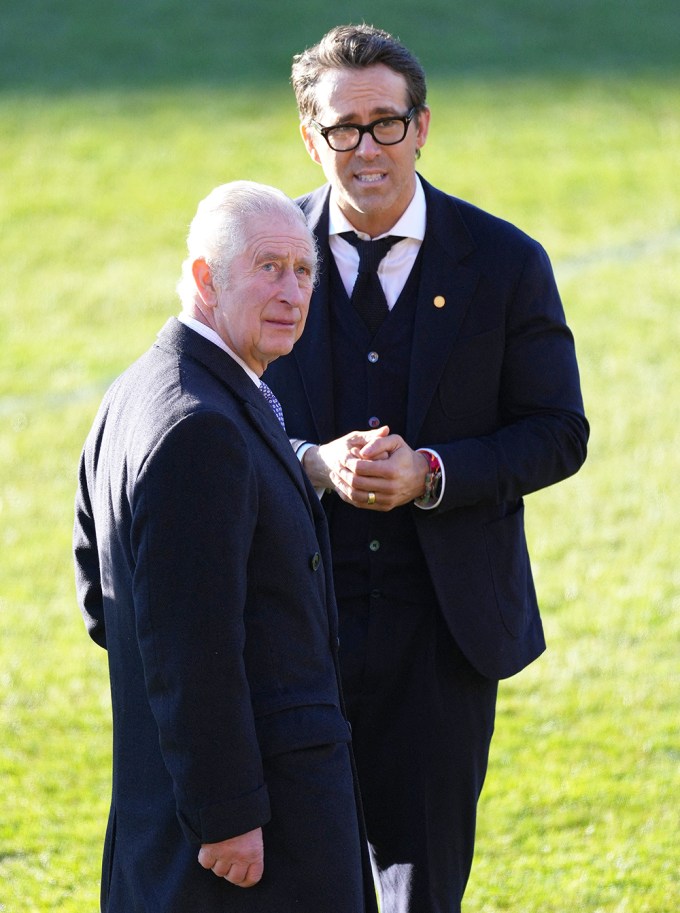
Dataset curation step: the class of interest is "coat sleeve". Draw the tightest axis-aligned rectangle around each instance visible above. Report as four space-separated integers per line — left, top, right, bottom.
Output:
131 410 270 843
434 240 589 511
73 441 107 648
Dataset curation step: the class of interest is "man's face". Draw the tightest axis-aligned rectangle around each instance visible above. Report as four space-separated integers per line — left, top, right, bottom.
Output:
211 214 315 374
301 63 430 237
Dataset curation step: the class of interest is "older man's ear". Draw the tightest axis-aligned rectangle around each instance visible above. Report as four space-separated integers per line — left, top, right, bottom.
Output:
191 258 218 310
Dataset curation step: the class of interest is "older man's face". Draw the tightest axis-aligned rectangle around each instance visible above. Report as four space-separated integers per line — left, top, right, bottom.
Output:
212 214 315 375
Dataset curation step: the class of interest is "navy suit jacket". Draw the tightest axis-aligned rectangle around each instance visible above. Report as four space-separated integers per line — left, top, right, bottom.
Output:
264 177 589 680
74 319 350 909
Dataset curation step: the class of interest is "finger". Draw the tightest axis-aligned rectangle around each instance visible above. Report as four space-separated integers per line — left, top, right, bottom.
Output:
205 858 240 880
223 863 247 884
345 456 397 480
329 470 357 498
359 432 399 459
225 862 264 888
364 424 390 441
347 425 389 448
197 847 214 870
347 489 379 509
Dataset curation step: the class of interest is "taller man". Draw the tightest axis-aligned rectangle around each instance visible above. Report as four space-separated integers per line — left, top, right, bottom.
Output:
264 25 589 913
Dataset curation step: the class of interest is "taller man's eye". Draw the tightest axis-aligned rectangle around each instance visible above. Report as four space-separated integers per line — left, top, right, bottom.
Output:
329 126 355 140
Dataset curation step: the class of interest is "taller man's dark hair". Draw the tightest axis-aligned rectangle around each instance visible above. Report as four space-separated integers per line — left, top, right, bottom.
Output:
291 24 428 122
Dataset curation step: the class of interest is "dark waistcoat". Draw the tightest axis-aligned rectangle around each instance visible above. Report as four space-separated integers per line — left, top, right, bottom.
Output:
325 253 434 605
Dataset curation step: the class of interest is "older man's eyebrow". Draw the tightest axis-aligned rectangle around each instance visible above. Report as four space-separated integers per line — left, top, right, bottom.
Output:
255 249 285 264
255 249 315 270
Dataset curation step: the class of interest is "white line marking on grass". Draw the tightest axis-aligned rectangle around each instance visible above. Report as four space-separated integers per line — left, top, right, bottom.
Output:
555 225 680 279
2 225 679 416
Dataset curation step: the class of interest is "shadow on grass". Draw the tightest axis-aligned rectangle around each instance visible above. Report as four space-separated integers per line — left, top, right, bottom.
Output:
2 0 679 95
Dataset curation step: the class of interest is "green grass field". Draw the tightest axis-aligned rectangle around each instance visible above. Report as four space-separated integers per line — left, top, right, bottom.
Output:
1 2 678 910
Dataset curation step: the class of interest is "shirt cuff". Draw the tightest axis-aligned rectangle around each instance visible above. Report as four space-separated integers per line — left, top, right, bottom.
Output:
294 440 314 461
293 441 326 500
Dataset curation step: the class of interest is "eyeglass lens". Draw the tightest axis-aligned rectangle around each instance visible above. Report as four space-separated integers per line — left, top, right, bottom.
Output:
323 113 413 151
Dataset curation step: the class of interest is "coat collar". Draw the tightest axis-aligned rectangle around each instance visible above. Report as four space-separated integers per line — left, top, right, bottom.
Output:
155 318 318 514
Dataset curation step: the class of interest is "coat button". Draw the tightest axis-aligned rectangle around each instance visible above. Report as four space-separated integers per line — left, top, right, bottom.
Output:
367 351 379 363
368 416 380 428
369 540 380 552
310 552 321 571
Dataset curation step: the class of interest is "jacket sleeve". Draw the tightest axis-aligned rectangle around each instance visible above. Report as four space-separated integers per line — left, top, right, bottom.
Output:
73 444 107 648
131 410 270 843
433 240 589 512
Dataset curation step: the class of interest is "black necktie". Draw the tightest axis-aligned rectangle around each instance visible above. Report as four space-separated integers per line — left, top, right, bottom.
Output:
258 381 286 431
339 232 404 335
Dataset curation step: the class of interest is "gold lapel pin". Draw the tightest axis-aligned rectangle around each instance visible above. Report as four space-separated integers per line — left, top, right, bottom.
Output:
433 295 446 308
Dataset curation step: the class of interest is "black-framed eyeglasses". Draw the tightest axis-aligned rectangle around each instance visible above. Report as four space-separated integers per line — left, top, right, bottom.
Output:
311 106 420 152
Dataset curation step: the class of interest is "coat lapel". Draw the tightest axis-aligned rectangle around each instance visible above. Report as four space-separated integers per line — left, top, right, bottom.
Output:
156 319 314 513
406 178 480 443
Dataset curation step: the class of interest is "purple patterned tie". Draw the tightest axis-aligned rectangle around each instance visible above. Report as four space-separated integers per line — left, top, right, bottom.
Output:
258 380 286 431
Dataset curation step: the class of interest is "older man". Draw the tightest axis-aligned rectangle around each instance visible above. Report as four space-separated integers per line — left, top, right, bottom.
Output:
74 181 376 913
264 25 589 913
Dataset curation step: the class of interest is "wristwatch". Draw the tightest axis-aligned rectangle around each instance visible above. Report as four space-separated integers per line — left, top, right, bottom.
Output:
415 449 442 506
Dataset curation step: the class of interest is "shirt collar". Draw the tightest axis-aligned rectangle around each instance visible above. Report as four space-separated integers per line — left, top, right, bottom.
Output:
176 313 261 386
328 174 427 242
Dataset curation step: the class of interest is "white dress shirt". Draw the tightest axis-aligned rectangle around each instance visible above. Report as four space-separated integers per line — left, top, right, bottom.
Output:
328 175 427 309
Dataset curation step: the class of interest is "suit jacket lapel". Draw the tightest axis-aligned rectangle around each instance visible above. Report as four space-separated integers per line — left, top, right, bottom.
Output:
406 178 480 443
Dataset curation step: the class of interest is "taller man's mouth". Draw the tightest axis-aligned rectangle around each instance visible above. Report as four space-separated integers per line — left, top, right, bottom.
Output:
355 172 386 184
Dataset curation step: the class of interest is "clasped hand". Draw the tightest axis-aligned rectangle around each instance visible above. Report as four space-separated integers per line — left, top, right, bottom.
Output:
304 425 430 511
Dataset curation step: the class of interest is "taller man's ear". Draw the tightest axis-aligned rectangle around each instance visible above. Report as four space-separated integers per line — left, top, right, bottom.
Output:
414 105 431 154
300 123 323 165
192 258 218 308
